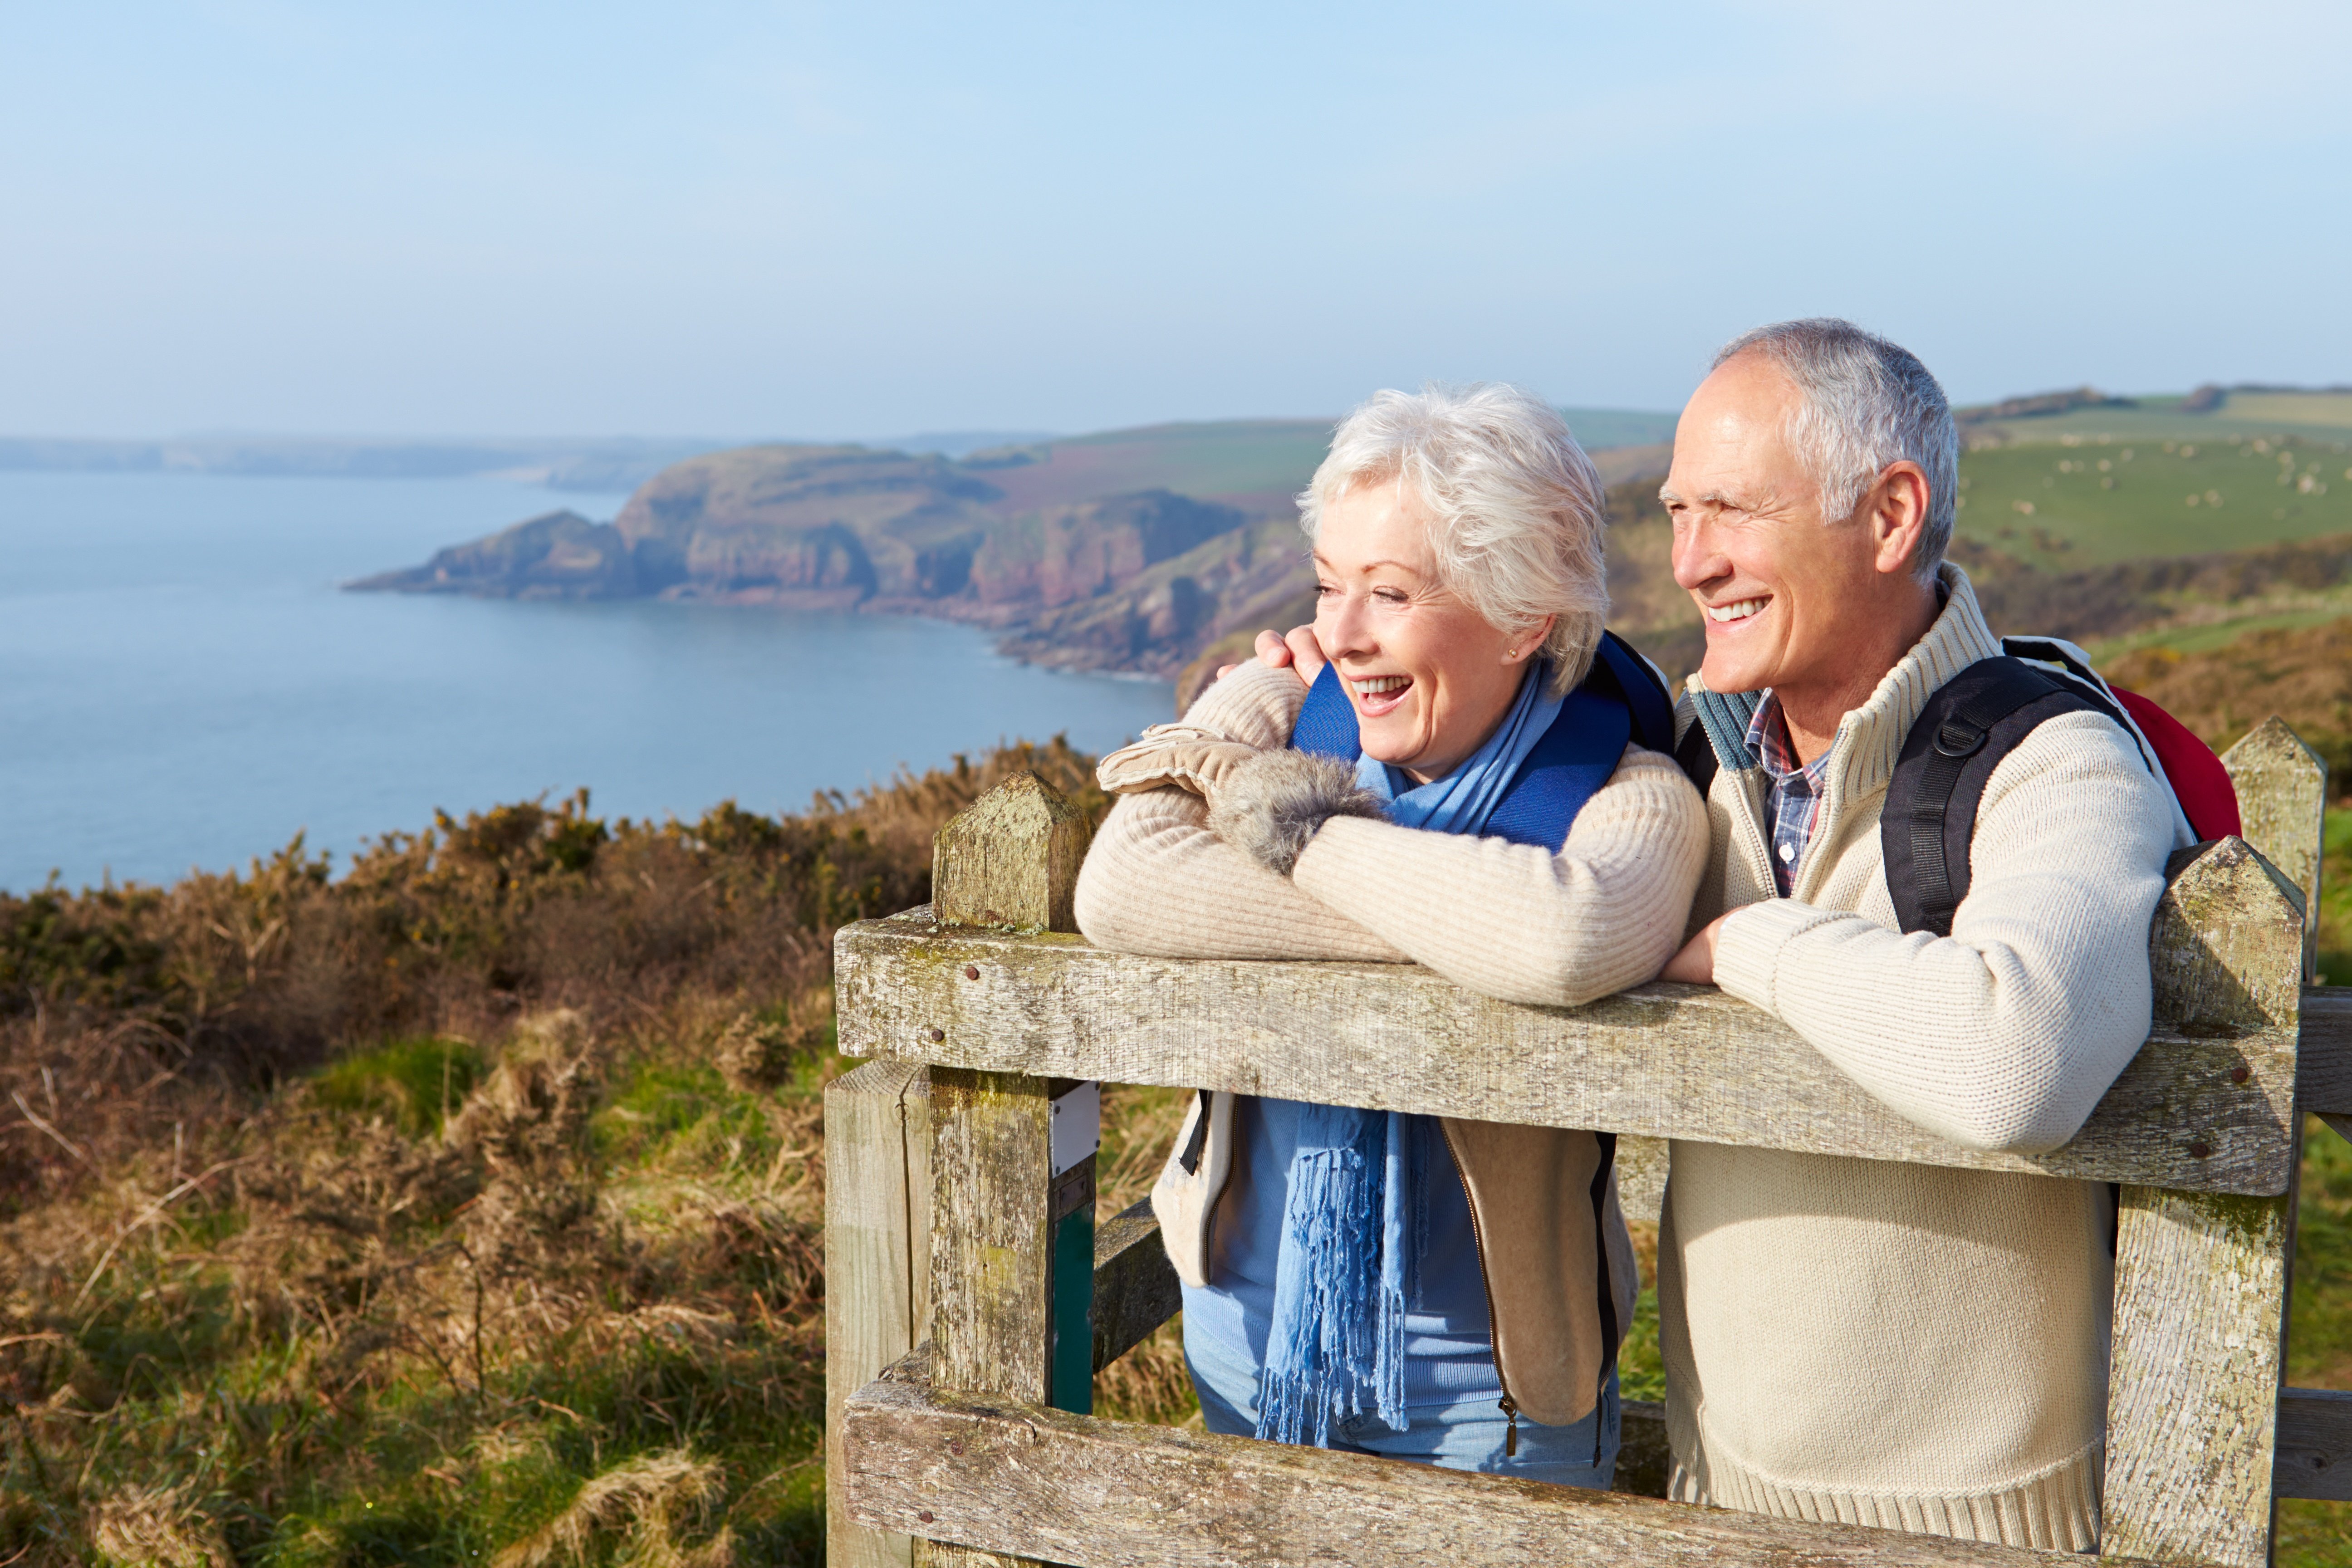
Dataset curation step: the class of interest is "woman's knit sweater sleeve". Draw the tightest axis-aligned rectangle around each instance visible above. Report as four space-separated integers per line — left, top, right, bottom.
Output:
1711 712 2175 1154
1074 662 1411 962
1286 745 1708 1006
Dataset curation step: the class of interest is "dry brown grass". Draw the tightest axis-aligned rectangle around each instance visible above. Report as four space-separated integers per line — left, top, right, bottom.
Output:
0 739 1107 1567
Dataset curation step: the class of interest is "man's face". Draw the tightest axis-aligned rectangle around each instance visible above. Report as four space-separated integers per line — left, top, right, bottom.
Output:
1663 354 1887 697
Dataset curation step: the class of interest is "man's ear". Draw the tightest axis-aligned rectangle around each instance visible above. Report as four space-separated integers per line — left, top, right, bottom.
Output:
1869 461 1932 578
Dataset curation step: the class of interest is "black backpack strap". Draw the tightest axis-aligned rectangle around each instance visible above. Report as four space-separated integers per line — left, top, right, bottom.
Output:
1675 721 1721 798
1883 657 2106 936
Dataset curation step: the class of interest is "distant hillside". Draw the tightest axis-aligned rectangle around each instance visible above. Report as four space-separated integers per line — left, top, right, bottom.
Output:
349 414 1673 682
351 397 2352 699
0 436 720 491
1957 386 2352 448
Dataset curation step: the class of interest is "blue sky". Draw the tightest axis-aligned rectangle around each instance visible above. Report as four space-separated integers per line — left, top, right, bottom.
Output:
2 1 2347 439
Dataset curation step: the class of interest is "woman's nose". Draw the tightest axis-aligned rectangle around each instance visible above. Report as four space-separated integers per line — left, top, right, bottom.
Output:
1322 591 1377 655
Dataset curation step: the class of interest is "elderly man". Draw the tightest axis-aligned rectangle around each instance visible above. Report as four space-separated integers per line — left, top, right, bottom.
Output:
1646 319 2180 1550
1249 321 2181 1550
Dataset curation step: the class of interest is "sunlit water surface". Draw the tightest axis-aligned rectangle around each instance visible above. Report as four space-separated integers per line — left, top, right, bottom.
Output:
0 470 1173 891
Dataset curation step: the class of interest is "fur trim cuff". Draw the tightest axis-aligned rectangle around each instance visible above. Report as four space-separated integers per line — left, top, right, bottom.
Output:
1208 750 1385 876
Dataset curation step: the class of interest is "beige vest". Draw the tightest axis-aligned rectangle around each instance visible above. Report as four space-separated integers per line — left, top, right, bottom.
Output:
1154 1094 1639 1428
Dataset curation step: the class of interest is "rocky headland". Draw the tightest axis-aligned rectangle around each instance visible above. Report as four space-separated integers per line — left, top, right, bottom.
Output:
346 421 1682 699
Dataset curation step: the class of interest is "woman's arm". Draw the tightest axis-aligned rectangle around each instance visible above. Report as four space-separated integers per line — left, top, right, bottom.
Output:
1073 662 1411 962
1285 745 1710 1006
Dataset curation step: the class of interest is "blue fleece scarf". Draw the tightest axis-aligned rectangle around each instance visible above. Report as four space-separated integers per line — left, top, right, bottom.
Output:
1257 664 1566 1446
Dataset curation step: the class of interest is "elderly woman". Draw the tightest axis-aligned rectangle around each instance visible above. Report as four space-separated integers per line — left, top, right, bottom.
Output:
1074 384 1708 1489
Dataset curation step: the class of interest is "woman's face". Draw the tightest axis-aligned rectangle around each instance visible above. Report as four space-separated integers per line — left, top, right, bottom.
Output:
1311 483 1549 784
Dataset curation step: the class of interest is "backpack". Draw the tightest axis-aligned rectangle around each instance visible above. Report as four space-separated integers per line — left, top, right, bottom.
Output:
1673 637 2236 937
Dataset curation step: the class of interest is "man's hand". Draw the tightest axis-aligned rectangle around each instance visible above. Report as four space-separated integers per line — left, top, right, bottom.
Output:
1661 913 1730 985
1215 625 1327 685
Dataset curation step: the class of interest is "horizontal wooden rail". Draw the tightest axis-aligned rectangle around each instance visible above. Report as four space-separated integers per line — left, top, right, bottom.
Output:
2278 1387 2352 1502
1084 1201 2352 1508
1091 1199 1180 1373
836 908 2313 1197
842 1348 2173 1568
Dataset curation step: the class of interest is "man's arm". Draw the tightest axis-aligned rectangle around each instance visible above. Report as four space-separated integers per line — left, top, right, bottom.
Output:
1709 712 2174 1154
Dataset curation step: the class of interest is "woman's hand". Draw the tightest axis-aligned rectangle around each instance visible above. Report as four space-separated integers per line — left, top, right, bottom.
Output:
1661 914 1730 985
1216 625 1327 685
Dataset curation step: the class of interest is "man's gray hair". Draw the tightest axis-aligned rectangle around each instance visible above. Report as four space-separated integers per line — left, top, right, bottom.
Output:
1713 318 1958 578
1298 383 1609 696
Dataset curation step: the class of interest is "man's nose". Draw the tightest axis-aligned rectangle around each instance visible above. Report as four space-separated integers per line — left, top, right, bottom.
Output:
1671 518 1729 592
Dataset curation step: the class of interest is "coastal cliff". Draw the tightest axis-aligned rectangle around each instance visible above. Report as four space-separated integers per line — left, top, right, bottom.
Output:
347 429 1315 678
347 419 1690 686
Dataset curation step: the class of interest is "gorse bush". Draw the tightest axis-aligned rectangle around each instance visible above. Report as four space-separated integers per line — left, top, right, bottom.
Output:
0 738 1104 1568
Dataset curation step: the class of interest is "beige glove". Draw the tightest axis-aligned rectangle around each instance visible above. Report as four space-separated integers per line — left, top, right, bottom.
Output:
1096 723 1264 799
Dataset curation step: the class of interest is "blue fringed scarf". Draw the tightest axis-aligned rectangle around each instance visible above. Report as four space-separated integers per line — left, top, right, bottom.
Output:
1256 664 1571 1446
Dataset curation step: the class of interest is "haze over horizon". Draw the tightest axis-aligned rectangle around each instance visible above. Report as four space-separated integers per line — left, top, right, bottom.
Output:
5 1 2347 443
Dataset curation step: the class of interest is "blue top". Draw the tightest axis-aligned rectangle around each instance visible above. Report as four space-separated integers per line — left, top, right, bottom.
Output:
1182 1102 1510 1415
1182 638 1673 1437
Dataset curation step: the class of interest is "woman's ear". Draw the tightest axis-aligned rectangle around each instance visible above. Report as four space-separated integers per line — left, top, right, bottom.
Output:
1504 614 1556 662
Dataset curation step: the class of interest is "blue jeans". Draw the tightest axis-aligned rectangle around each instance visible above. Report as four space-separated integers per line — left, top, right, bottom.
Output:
1187 1337 1622 1490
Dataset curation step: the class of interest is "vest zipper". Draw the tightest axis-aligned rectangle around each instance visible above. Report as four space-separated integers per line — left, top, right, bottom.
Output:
1731 769 1777 897
1435 1120 1520 1460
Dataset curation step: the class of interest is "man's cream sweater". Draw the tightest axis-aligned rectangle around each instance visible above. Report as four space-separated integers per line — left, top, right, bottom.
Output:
1661 565 2182 1551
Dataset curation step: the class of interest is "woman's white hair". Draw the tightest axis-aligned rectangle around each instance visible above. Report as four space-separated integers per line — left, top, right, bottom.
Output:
1297 383 1610 697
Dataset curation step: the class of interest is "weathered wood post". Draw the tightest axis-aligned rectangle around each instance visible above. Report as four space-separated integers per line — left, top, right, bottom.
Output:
2224 717 2330 981
824 1063 931 1568
2102 724 2327 1568
921 774 1093 1568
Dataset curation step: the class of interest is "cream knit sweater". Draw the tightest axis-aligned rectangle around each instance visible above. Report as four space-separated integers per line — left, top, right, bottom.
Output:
1074 660 1708 1006
1661 565 2183 1551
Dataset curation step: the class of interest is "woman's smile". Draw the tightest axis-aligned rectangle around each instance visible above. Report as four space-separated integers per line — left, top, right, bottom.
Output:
1349 673 1414 717
1310 481 1539 781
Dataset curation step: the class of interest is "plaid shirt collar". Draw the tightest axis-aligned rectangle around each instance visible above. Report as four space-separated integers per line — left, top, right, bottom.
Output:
1744 691 1834 896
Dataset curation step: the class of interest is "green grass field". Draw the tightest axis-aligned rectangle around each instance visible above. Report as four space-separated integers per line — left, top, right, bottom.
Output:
1956 433 2352 569
1969 390 2352 448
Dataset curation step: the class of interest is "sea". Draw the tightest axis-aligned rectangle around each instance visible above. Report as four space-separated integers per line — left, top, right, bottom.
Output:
0 470 1175 893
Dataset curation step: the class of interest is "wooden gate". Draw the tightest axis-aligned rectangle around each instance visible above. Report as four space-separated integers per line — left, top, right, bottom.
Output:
826 716 2348 1568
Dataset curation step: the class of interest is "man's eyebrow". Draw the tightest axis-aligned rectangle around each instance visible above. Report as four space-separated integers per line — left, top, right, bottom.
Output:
1657 485 1750 510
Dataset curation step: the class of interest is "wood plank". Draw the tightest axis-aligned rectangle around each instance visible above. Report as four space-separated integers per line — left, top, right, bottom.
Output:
2222 718 2329 981
1091 1200 1180 1373
834 892 2299 1198
1616 1399 1670 1499
917 776 1091 1568
841 1350 2162 1568
2298 986 2352 1116
1615 1135 1667 1230
2276 1387 2352 1502
929 1067 1057 1393
2102 838 2307 1568
825 1061 932 1568
932 771 1090 933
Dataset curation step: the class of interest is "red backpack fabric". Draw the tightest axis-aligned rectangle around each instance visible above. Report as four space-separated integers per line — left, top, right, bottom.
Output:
2111 689 2241 842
